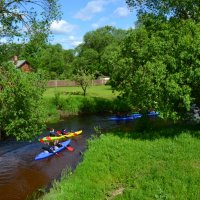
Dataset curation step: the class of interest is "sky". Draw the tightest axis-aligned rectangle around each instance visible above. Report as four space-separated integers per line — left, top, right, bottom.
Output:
50 0 137 49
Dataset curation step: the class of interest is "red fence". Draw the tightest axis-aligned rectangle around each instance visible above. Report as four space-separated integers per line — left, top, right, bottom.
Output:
47 79 109 87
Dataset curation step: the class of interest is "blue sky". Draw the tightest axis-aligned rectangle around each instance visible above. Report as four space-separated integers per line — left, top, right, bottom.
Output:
50 0 137 49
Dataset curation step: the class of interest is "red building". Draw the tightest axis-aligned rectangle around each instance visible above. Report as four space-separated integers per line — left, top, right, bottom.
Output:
12 56 32 72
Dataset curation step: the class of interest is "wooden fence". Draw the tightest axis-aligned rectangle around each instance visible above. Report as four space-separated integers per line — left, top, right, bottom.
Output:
47 79 109 87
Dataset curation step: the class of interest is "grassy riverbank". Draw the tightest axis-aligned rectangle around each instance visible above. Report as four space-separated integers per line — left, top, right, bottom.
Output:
43 85 131 122
40 123 200 200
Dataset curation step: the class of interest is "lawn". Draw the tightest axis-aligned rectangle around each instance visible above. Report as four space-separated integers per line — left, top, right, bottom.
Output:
40 126 200 200
44 85 118 100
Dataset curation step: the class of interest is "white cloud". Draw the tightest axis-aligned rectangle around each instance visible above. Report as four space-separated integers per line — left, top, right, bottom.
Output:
0 37 7 43
114 6 130 17
91 17 108 29
74 0 117 21
50 20 77 34
52 35 82 49
71 40 83 47
91 17 116 29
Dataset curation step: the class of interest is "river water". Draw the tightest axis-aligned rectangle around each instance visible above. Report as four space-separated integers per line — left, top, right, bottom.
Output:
0 114 136 200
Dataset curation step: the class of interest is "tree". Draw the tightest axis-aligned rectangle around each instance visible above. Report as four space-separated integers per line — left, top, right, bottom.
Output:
29 44 75 79
74 26 127 77
74 69 94 96
110 19 200 119
73 48 99 77
107 0 200 119
101 43 122 76
0 43 23 63
125 0 200 22
0 0 60 39
0 62 47 140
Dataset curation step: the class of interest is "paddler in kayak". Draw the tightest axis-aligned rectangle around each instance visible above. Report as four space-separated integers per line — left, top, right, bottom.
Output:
42 140 63 153
49 128 57 136
61 128 68 135
42 142 55 153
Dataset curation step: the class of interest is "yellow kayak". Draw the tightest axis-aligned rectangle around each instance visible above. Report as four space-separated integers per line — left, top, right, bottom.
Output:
39 130 82 143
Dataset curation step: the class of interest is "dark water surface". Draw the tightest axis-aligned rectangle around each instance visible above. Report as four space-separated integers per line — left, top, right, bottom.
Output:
0 114 135 200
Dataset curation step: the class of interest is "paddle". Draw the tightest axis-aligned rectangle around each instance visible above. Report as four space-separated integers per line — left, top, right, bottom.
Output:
54 152 61 156
66 145 74 152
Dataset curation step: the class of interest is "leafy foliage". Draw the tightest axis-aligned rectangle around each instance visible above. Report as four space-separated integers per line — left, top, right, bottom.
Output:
74 26 127 77
110 18 200 119
0 62 47 140
0 0 60 39
74 69 94 96
125 0 200 22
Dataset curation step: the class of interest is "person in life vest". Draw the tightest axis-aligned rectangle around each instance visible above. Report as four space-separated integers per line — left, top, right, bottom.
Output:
53 139 63 150
42 141 55 153
61 128 67 135
49 128 56 137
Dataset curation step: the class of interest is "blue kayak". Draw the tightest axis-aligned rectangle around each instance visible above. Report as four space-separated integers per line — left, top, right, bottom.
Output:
35 139 71 161
108 113 142 121
147 111 159 116
108 112 159 121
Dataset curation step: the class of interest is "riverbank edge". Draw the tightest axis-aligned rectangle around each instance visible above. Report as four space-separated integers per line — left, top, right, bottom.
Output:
38 126 200 200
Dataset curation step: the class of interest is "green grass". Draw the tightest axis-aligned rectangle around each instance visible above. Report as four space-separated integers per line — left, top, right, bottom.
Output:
40 126 200 200
43 85 131 122
44 85 118 100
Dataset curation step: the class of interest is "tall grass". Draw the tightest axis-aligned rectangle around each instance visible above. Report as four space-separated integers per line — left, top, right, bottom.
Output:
40 126 200 200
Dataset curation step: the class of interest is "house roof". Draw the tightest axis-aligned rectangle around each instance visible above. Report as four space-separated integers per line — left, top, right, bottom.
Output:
15 60 27 68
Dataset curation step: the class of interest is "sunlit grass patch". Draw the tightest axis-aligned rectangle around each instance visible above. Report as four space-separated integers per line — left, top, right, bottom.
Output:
40 131 200 200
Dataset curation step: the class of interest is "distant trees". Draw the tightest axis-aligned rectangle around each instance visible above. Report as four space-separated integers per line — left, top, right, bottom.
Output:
73 26 127 77
0 25 127 80
26 44 75 79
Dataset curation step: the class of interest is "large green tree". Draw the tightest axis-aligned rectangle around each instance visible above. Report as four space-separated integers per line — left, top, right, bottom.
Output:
0 63 47 140
109 0 200 119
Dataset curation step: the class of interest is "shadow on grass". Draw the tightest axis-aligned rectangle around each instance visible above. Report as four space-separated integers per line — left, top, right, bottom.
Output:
109 117 200 141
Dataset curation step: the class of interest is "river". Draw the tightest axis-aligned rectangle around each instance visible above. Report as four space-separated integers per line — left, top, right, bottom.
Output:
0 114 137 200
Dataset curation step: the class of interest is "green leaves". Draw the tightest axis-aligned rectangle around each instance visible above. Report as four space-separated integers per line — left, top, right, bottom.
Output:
0 62 47 140
74 26 127 77
126 0 200 22
74 69 94 96
110 17 200 119
0 0 60 41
